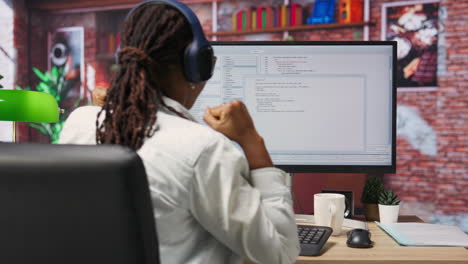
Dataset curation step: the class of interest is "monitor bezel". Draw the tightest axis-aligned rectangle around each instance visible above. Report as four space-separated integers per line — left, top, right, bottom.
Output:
210 41 397 174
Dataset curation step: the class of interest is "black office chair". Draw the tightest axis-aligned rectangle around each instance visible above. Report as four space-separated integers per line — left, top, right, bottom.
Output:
0 143 160 264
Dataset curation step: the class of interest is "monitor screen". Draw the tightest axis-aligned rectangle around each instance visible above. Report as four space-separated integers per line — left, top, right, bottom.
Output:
190 41 396 173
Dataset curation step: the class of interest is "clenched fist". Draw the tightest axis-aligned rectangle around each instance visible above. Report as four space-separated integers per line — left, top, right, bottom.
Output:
203 100 273 169
203 100 258 147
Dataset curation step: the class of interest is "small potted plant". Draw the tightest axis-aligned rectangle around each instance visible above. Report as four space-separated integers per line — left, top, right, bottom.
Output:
361 175 384 221
378 189 400 224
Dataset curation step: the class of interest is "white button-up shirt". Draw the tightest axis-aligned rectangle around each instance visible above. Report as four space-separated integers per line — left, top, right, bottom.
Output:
59 96 300 264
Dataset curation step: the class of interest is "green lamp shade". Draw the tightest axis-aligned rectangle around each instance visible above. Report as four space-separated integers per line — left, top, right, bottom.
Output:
0 90 59 122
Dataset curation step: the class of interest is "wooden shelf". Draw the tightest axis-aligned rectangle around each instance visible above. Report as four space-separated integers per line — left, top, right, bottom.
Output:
207 21 374 37
182 0 222 3
27 0 218 11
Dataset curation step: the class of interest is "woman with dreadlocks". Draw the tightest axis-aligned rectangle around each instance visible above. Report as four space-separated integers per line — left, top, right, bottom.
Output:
59 1 299 263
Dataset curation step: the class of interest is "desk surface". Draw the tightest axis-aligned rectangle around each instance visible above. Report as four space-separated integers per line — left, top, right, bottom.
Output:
296 216 468 264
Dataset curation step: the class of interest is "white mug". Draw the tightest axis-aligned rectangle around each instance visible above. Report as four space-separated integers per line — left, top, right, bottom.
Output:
314 193 345 236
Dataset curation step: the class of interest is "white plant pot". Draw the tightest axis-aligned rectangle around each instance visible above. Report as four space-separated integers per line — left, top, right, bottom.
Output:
378 204 400 224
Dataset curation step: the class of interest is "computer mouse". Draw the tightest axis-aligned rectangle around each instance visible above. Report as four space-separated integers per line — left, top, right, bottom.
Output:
346 228 373 248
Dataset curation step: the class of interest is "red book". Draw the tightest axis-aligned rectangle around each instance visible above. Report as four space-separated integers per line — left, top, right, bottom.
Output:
245 8 252 30
257 6 263 29
266 6 273 28
291 4 298 26
237 10 243 31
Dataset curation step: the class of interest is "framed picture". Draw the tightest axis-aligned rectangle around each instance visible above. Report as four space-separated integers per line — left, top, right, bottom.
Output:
381 0 440 90
48 27 88 104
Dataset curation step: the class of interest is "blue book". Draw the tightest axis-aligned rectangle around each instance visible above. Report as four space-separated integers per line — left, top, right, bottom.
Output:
307 0 336 25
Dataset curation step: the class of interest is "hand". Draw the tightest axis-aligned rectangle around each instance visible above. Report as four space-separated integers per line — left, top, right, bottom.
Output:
203 100 273 169
203 100 258 147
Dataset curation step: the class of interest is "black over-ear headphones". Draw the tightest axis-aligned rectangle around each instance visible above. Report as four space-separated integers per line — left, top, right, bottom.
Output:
119 0 214 84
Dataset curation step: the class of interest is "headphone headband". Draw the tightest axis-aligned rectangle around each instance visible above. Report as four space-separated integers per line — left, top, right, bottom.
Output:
127 0 206 42
123 0 214 83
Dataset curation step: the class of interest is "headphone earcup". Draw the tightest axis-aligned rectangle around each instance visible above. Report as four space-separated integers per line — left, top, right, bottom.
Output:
183 42 197 83
183 42 214 84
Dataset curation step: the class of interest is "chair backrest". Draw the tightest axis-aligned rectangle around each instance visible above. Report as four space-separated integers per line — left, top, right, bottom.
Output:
0 143 160 264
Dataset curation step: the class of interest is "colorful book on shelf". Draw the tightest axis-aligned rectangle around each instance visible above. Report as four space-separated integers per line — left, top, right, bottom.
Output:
338 0 363 23
252 8 257 30
266 6 273 28
297 5 304 26
237 10 243 31
278 5 282 27
291 3 297 26
262 8 267 28
242 10 247 30
245 8 252 30
256 6 263 29
232 12 237 31
295 4 305 26
273 6 279 28
281 5 287 27
291 4 304 26
308 0 337 24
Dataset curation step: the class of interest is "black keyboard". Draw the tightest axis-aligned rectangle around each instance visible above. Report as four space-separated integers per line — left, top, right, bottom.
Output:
297 225 333 256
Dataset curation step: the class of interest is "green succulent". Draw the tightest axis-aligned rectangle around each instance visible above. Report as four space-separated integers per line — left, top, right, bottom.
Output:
361 175 385 204
379 190 400 206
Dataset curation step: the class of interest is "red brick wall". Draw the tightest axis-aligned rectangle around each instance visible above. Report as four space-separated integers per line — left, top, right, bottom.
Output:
433 0 468 215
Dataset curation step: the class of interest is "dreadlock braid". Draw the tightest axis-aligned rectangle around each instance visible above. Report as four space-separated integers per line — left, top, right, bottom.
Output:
96 4 193 150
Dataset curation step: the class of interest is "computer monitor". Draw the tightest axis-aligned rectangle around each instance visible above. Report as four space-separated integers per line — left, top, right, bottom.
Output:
191 41 396 173
0 143 160 264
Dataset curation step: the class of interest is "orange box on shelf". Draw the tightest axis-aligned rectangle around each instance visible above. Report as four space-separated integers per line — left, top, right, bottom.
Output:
338 0 363 23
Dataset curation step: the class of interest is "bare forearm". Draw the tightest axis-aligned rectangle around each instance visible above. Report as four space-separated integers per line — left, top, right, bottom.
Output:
239 133 274 170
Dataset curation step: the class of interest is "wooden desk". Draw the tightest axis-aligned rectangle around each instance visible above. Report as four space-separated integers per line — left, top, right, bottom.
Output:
296 216 468 264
